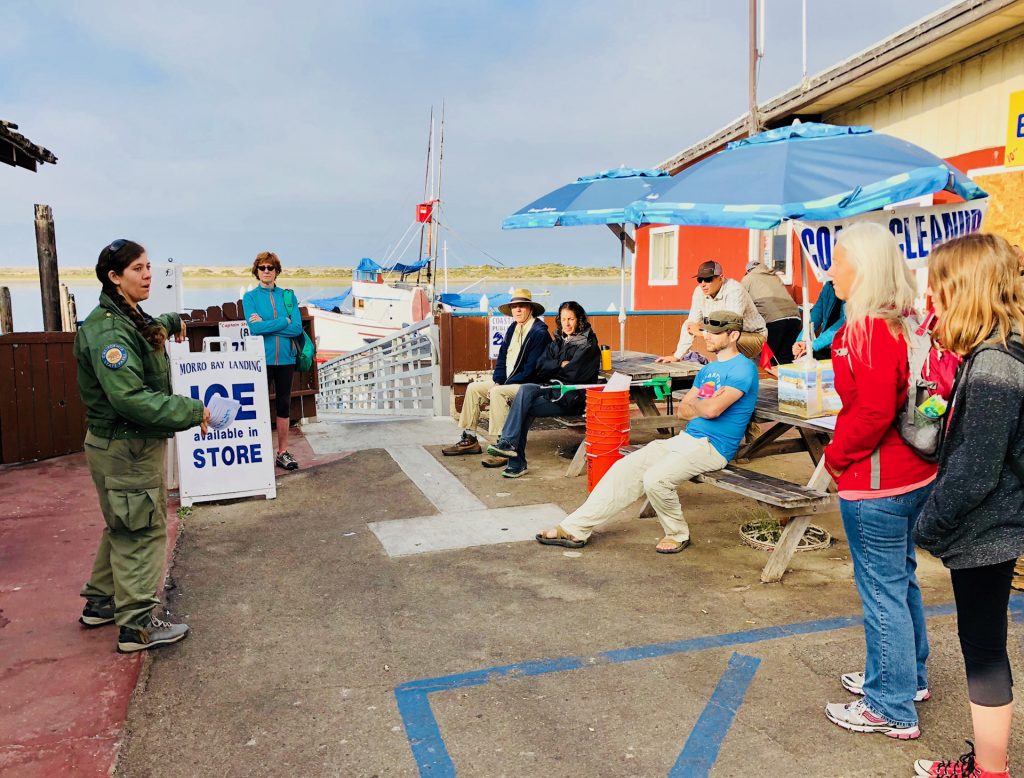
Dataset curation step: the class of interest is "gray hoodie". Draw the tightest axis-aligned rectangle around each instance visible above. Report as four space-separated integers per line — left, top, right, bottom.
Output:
915 340 1024 569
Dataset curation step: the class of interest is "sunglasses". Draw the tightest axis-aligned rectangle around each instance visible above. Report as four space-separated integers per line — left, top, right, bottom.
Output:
703 317 736 329
107 239 128 253
257 265 277 272
696 275 717 283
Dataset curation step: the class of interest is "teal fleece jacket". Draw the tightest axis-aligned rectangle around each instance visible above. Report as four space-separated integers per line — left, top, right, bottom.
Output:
242 285 303 366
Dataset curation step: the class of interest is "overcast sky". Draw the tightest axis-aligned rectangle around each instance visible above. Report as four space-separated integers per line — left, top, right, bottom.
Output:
2 0 952 270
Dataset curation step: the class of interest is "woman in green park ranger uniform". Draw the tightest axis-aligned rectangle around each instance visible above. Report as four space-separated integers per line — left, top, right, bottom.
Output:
75 239 210 653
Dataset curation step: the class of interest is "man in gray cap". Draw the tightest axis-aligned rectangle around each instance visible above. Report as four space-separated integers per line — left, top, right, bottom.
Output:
537 310 759 554
656 260 767 363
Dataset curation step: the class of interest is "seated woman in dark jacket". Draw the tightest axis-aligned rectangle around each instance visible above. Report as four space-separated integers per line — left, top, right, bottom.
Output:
486 301 600 478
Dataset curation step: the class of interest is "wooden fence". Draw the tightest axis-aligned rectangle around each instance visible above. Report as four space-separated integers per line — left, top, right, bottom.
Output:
0 332 87 464
0 301 319 465
435 310 688 385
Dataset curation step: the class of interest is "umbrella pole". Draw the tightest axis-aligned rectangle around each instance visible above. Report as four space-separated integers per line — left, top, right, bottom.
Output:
800 236 813 357
619 225 627 352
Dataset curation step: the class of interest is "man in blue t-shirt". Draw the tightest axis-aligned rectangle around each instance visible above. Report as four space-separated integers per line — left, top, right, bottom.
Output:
536 310 759 554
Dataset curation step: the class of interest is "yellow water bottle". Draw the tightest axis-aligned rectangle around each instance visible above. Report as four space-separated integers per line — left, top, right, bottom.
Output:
600 345 612 371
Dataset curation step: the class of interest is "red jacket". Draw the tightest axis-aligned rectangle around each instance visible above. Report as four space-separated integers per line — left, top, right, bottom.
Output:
824 318 937 495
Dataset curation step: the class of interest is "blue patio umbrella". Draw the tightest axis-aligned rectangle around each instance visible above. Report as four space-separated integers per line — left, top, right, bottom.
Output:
502 167 673 348
624 122 986 229
502 167 671 229
622 122 988 353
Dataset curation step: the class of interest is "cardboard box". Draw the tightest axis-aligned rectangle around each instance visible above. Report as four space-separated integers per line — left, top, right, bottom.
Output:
777 359 841 418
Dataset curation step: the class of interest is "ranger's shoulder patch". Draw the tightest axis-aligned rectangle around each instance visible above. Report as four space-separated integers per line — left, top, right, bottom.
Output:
100 343 129 369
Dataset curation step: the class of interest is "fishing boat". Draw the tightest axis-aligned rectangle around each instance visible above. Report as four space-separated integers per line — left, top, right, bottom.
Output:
306 258 432 361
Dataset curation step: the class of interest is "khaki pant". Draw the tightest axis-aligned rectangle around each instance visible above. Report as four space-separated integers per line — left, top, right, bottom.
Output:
80 433 168 629
560 433 727 543
737 330 768 362
458 380 521 437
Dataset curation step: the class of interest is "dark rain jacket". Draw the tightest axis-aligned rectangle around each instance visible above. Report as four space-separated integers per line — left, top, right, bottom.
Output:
534 326 601 414
74 293 204 439
493 317 551 385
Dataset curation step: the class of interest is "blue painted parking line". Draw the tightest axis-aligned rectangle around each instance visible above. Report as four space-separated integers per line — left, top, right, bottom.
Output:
395 596 1024 776
670 653 762 778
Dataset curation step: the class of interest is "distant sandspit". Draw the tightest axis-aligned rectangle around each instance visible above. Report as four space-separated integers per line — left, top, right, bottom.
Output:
0 263 629 283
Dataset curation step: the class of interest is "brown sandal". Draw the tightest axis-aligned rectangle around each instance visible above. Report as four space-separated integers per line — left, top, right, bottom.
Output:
535 527 587 549
655 537 690 554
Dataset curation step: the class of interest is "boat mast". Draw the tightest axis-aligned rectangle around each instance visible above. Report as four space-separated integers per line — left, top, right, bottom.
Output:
430 102 445 286
418 108 434 281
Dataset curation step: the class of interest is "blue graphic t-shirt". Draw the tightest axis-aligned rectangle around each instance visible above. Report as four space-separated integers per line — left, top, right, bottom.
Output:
685 354 759 461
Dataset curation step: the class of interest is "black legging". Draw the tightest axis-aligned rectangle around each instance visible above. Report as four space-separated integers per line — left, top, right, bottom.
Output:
266 364 295 419
950 559 1016 707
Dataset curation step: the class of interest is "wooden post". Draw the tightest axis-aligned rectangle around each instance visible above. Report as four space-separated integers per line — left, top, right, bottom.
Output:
0 286 13 334
59 283 70 331
34 204 61 332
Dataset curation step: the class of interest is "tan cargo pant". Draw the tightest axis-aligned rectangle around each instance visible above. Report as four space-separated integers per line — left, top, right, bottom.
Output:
458 380 521 437
80 433 168 629
560 433 727 544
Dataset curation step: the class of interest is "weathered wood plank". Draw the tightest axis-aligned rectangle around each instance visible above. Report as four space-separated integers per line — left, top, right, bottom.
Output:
760 515 814 583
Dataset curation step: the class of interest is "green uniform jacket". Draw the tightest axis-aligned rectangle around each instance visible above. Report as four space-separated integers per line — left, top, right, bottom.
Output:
74 293 204 439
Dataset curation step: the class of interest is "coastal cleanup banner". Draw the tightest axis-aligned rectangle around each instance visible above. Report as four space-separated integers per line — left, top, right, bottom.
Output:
169 336 276 507
794 199 989 281
488 316 513 360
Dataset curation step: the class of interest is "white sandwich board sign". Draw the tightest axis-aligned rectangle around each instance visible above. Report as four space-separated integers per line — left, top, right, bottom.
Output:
218 320 252 352
488 316 513 360
169 336 276 506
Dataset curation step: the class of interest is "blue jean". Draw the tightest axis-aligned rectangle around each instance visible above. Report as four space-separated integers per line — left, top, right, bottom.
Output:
840 483 933 727
499 384 572 468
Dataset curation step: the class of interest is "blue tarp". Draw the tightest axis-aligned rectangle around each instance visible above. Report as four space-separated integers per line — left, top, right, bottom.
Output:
624 123 987 229
502 167 671 229
307 288 352 312
356 256 431 277
437 292 512 311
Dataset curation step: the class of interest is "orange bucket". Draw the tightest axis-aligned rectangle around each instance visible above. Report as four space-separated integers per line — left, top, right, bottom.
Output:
584 388 630 491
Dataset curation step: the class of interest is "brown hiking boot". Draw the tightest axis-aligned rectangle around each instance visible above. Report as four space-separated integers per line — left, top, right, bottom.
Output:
441 432 482 456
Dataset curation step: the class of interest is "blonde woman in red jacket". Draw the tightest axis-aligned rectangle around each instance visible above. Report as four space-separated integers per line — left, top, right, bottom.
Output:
821 222 939 741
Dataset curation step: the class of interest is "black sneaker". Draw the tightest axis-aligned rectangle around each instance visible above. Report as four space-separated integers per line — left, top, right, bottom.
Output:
502 464 528 478
275 450 299 470
117 616 190 653
79 598 115 628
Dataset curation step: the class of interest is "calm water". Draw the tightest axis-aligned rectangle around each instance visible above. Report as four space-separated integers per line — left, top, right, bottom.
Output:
4 278 628 332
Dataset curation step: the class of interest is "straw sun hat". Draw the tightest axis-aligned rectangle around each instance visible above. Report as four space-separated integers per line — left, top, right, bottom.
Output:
498 288 545 317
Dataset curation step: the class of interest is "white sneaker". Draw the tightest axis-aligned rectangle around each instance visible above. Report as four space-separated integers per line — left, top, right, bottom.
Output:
841 671 931 701
824 698 920 740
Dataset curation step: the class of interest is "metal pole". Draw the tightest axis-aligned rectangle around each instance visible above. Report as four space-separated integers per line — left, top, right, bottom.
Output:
748 0 759 136
34 204 61 332
618 225 627 352
801 0 808 86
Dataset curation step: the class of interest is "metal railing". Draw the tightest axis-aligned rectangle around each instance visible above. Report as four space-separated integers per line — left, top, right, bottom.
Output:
316 319 438 416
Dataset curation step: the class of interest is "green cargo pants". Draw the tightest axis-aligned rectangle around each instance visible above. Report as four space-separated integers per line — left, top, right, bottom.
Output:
80 431 168 629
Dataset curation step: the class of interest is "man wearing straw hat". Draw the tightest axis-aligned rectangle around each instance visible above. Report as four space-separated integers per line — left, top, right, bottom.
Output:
536 311 758 553
442 289 551 457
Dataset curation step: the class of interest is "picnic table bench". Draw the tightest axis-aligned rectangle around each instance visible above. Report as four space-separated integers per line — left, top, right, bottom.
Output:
621 444 834 583
618 379 838 582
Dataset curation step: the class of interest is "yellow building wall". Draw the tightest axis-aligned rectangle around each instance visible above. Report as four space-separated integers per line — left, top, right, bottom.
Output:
826 34 1024 158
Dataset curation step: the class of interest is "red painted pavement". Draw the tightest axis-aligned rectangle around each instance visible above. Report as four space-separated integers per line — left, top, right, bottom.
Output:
0 426 350 777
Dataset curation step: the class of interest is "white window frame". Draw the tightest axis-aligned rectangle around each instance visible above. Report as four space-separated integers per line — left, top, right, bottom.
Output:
648 226 679 286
